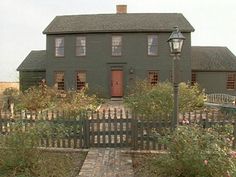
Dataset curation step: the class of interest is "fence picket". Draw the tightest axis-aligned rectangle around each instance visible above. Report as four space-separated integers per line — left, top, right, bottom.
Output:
114 109 118 147
120 110 123 148
108 109 112 147
96 111 100 147
125 110 129 147
102 110 106 147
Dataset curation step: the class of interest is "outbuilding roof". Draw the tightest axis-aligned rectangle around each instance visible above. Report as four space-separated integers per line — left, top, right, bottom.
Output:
191 47 236 71
17 50 46 71
43 13 194 34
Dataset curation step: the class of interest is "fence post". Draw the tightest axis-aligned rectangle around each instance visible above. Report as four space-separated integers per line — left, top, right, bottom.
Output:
131 112 138 150
83 115 90 148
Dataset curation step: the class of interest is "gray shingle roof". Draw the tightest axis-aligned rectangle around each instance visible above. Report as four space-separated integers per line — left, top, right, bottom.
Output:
43 13 194 34
191 47 236 71
17 50 46 71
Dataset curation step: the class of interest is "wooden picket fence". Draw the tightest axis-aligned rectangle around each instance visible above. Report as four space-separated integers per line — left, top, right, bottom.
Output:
0 109 236 150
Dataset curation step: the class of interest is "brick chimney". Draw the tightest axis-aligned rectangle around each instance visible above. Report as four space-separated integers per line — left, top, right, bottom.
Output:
116 5 127 14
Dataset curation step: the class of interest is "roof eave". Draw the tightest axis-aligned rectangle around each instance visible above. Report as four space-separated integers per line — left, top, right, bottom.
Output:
17 69 46 72
43 29 194 35
192 69 236 72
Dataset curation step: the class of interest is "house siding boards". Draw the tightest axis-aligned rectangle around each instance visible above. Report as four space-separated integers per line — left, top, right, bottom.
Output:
192 71 236 95
19 71 46 91
191 47 236 95
45 32 191 97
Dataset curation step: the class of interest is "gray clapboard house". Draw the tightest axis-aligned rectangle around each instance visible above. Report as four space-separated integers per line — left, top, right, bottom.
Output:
17 5 236 97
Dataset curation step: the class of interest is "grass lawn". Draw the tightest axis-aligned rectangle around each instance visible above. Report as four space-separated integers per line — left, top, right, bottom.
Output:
132 153 160 177
0 150 87 177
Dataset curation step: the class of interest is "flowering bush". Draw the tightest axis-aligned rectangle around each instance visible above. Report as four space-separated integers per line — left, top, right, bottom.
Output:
149 125 236 177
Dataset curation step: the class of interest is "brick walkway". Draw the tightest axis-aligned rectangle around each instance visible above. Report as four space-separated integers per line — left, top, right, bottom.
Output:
78 148 134 177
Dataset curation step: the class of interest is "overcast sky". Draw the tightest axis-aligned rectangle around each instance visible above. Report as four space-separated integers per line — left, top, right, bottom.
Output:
1 0 236 81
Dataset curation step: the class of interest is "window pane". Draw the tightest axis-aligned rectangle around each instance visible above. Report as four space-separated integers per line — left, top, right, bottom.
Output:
55 48 64 57
112 46 121 56
55 72 64 91
55 37 64 57
112 36 122 56
148 35 158 56
227 73 235 90
148 71 158 85
55 38 64 47
191 72 197 86
148 46 158 55
76 37 86 56
76 37 86 46
76 47 86 56
148 35 157 45
77 72 86 90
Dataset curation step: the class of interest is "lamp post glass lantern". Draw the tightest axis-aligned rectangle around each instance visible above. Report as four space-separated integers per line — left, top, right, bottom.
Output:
168 27 185 54
168 27 185 128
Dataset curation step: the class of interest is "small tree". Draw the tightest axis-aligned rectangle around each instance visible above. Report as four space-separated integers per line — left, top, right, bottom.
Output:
124 80 204 117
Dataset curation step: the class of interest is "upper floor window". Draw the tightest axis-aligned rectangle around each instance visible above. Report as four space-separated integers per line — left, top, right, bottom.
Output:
76 37 86 56
148 71 159 85
148 35 158 56
191 72 197 86
55 72 65 90
77 71 86 90
55 37 64 57
112 36 122 56
227 73 235 90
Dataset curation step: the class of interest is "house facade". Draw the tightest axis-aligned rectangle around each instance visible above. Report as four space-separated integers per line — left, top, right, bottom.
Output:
17 5 236 97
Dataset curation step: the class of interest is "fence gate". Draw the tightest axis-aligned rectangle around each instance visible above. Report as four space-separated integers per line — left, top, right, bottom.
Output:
87 109 133 148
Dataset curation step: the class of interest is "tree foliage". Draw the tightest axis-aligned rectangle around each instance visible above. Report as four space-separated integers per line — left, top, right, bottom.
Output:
124 80 204 117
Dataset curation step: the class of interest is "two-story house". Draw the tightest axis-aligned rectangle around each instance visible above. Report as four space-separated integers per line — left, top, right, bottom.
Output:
17 5 236 97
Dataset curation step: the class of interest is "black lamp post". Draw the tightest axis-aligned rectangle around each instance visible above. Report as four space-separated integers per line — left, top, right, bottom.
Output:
167 26 185 128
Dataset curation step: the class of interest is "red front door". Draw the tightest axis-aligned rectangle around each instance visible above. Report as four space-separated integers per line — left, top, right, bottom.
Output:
111 70 123 97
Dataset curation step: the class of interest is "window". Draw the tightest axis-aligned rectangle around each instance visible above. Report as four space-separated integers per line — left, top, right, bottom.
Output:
55 72 65 90
55 37 64 57
76 37 86 56
112 36 122 56
148 35 158 56
148 71 159 85
77 72 86 90
191 72 197 85
227 73 235 90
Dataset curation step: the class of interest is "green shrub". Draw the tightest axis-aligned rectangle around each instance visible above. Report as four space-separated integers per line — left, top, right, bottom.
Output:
124 80 204 118
17 85 101 114
144 125 236 177
55 88 101 117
